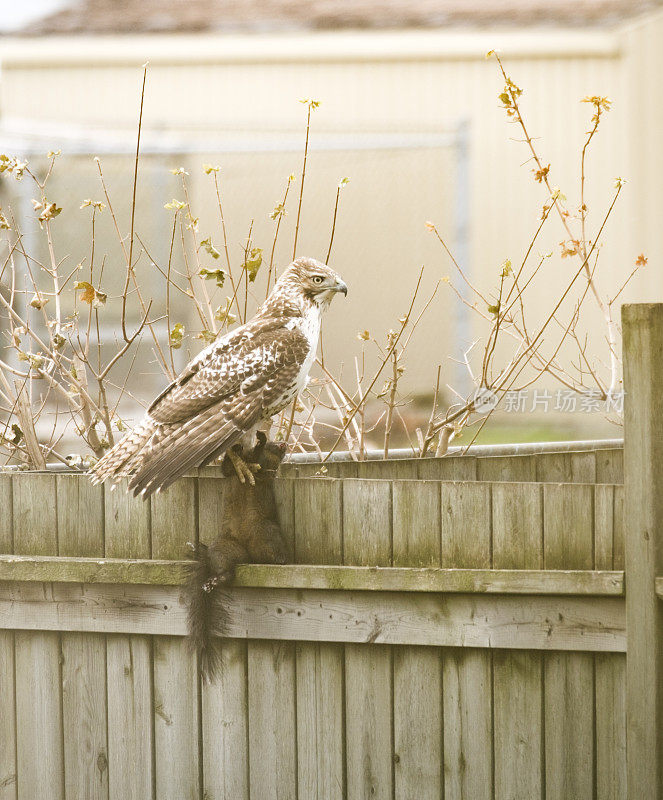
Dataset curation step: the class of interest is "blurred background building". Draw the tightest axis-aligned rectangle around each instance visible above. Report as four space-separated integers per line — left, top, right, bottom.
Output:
0 0 661 445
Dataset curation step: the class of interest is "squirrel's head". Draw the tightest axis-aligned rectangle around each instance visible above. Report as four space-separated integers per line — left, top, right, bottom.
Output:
222 432 287 479
250 431 287 475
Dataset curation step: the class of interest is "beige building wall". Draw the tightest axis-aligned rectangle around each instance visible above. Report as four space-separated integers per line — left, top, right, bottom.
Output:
0 25 655 397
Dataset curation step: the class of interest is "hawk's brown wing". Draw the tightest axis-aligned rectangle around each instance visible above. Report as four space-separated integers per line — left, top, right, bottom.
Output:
148 316 295 424
123 317 310 496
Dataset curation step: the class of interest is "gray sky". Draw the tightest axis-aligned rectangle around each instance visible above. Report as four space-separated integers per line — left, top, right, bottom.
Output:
0 0 72 32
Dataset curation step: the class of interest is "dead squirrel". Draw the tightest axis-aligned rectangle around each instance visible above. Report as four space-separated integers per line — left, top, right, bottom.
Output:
185 432 289 680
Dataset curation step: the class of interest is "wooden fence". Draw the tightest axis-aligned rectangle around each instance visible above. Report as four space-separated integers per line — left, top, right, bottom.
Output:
0 302 661 800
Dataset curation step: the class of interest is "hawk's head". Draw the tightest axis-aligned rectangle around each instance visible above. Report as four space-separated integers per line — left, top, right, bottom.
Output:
285 257 348 308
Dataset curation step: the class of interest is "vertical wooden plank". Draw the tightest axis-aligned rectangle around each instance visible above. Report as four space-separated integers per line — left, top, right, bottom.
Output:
594 483 626 797
56 474 105 557
492 483 543 568
476 454 536 482
356 459 418 479
536 451 597 483
104 481 154 800
198 474 249 800
594 484 615 574
273 476 296 559
441 478 492 800
595 448 623 484
417 456 477 481
535 452 572 483
244 468 298 800
12 474 63 800
294 479 342 564
201 641 249 800
60 634 109 799
594 481 626 800
247 641 297 800
324 460 359 478
492 479 543 800
0 474 16 800
543 484 594 570
623 303 663 799
595 654 627 800
543 483 594 800
294 479 344 800
613 484 625 570
543 652 594 800
151 479 200 800
443 649 492 800
342 480 392 568
296 642 345 800
571 451 597 483
440 482 491 567
0 627 16 800
392 481 442 800
392 480 440 567
0 474 12 551
343 479 393 800
57 475 109 800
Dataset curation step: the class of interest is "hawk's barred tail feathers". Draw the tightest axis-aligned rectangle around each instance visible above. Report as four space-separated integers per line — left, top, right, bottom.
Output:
126 409 246 497
89 418 157 486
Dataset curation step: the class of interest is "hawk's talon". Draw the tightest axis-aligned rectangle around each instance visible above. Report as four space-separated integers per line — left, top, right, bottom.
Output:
227 448 260 485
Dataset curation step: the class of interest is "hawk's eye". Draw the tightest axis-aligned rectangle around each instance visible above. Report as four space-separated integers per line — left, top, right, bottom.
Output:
312 275 324 284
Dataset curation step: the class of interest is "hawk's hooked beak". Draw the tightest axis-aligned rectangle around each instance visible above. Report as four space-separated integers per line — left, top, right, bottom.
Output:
334 279 348 296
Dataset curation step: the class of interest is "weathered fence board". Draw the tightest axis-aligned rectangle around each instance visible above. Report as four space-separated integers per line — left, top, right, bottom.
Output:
294 478 344 800
0 475 15 800
281 445 625 484
343 479 393 800
0 582 626 651
392 479 443 800
197 474 250 800
103 481 154 800
0 556 625 595
247 640 297 800
544 482 595 800
12 475 63 800
623 303 663 798
440 478 493 799
151 479 200 800
594 481 627 800
57 476 108 800
0 464 632 800
492 473 543 800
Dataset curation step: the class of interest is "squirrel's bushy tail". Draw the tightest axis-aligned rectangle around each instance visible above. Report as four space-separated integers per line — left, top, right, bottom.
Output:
184 543 227 682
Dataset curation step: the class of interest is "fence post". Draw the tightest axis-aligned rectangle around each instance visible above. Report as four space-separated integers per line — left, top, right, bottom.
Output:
623 303 663 800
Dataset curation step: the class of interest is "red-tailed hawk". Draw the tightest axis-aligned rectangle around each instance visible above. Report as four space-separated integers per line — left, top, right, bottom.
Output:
90 257 347 497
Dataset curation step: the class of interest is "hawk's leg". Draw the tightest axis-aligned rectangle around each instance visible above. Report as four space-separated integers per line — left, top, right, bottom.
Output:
226 446 261 485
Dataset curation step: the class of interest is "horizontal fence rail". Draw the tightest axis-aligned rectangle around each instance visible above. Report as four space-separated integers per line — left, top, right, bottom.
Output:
0 582 626 653
0 555 625 594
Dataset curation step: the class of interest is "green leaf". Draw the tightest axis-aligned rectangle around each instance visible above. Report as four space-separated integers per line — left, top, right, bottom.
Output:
199 237 221 260
169 322 185 349
269 202 286 221
500 259 512 278
196 330 217 344
164 198 186 211
198 267 225 287
242 247 263 282
214 299 237 326
488 302 500 317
